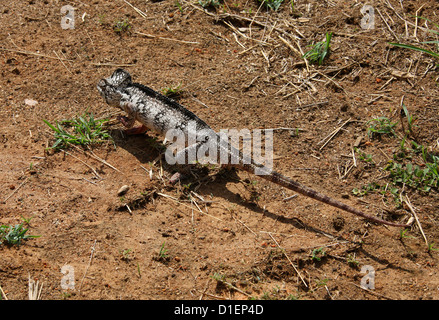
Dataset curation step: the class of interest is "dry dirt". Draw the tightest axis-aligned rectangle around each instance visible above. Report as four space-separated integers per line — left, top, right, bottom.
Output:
0 0 438 301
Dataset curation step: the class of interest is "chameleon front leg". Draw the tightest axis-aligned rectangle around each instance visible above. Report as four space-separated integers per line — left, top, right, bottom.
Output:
118 103 148 135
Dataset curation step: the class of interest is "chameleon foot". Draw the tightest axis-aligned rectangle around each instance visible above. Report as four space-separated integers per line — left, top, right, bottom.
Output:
123 125 148 135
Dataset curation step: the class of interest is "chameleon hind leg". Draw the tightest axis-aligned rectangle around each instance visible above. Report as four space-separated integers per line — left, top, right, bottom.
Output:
168 140 214 184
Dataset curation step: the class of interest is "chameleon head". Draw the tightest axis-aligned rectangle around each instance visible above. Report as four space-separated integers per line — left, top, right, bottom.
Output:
97 69 132 107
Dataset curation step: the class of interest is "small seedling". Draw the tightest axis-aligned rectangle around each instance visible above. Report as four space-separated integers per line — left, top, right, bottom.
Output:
303 32 332 65
428 242 438 253
354 148 375 165
347 254 359 267
137 262 141 277
158 242 169 260
20 215 34 225
198 0 220 8
315 278 329 287
399 228 414 240
258 0 284 11
113 18 131 34
310 247 325 261
0 223 40 246
366 116 397 139
121 248 133 261
175 0 184 12
161 83 183 98
401 104 417 136
352 182 380 197
211 272 226 282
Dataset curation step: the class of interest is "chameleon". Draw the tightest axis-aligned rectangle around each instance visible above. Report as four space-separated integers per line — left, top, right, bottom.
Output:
97 68 410 228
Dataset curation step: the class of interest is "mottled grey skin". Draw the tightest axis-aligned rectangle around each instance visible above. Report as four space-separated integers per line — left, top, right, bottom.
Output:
97 68 210 135
97 69 410 228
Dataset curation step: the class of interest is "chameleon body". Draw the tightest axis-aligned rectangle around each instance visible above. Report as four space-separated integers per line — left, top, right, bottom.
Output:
97 69 410 228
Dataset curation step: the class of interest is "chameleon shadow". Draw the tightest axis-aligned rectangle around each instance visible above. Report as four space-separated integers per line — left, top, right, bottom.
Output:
112 132 357 240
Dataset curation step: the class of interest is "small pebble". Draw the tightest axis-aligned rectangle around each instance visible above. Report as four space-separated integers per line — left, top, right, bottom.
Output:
117 185 129 196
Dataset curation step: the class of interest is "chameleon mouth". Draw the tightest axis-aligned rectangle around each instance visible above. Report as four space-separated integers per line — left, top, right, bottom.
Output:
96 79 108 98
97 79 106 90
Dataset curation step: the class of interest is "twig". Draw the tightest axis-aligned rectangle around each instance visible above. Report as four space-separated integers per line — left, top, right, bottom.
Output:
85 146 121 173
268 232 307 288
278 35 301 57
404 196 427 246
414 4 426 40
283 194 298 201
135 31 199 44
0 47 73 61
194 288 228 300
221 278 252 297
53 50 73 75
198 279 211 300
3 176 29 203
318 118 352 151
0 283 8 300
351 282 393 300
124 0 147 18
78 240 97 293
293 38 309 73
298 100 329 109
61 149 102 179
315 70 345 93
91 62 136 67
234 217 258 237
376 8 399 41
28 274 43 300
157 192 222 221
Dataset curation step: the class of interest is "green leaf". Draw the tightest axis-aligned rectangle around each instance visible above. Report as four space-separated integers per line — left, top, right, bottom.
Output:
389 42 439 59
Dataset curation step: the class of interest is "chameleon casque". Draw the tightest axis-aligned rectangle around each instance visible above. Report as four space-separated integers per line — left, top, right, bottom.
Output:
97 68 410 228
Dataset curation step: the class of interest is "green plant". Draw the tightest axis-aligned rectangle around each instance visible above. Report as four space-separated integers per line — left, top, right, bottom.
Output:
158 242 169 260
347 254 359 267
366 116 398 138
385 156 439 192
352 182 402 207
352 182 380 197
399 228 414 240
20 215 34 225
303 32 332 65
43 113 112 150
113 18 131 34
389 16 439 65
389 42 439 61
137 262 141 277
161 83 183 98
428 242 438 253
0 223 40 246
198 0 220 8
175 0 183 12
258 0 284 11
315 278 329 287
402 104 417 136
121 248 133 261
310 247 325 261
354 148 375 165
